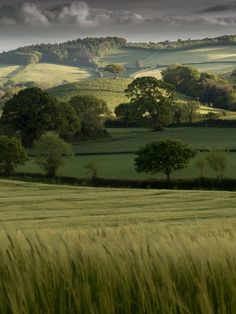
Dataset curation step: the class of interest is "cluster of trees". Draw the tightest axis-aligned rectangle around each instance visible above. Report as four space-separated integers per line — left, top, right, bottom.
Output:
162 65 236 110
0 37 127 66
0 87 110 147
127 35 236 51
0 86 112 178
115 76 200 129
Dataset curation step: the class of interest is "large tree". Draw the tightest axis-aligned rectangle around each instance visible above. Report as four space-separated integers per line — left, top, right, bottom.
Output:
125 77 175 130
69 95 110 139
135 139 196 181
34 133 72 177
104 64 125 79
0 136 29 177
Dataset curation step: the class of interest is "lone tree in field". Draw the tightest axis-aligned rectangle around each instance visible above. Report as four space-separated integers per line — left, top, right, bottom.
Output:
135 139 196 181
205 149 228 179
104 64 125 79
34 133 72 177
195 154 207 178
69 95 110 139
125 77 175 130
0 136 28 177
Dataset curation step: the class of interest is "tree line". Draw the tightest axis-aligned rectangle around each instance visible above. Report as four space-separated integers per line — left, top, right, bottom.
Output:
0 37 127 66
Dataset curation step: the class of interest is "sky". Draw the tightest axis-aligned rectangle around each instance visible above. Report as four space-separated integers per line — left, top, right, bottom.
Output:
0 0 236 51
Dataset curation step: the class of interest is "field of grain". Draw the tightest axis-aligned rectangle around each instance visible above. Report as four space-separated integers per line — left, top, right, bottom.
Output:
1 180 236 313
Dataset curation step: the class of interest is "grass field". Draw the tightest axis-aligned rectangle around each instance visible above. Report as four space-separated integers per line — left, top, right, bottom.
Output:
17 127 236 179
1 180 236 313
48 78 131 110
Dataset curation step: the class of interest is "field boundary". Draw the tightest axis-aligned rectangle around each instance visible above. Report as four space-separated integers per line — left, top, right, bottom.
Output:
8 172 236 191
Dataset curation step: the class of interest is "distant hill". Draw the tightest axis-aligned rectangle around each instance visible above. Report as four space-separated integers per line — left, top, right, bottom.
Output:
1 34 236 67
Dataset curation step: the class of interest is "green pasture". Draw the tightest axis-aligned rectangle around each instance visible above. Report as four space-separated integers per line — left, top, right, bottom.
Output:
17 127 236 179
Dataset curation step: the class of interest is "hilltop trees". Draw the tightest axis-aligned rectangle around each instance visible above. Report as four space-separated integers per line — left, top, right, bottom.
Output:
104 64 125 79
0 136 28 177
69 95 110 139
135 139 196 181
162 65 236 110
124 77 175 130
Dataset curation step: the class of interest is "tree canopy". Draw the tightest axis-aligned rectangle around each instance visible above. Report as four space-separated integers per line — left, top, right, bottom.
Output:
69 95 110 139
125 77 176 130
134 139 196 180
0 136 29 177
104 64 125 78
34 133 72 177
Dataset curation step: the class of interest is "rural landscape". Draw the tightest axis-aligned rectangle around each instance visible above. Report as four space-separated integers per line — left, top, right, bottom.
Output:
1 0 236 312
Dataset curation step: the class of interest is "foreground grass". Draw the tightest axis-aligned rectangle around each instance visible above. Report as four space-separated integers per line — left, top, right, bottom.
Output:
1 227 236 313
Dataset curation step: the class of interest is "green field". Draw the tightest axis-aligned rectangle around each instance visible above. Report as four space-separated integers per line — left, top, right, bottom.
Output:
17 127 236 179
1 180 236 313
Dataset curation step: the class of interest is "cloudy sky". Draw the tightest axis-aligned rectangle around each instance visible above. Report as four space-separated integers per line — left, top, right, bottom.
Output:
0 0 236 51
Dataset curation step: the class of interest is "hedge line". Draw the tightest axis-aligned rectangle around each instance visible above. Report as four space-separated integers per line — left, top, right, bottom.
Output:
8 172 236 191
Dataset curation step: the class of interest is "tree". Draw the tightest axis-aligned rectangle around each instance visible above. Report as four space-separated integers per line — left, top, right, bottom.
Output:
52 102 81 143
34 133 72 177
184 101 199 124
135 60 143 68
69 95 110 139
104 64 125 79
83 162 98 179
0 136 29 177
1 88 54 147
195 154 207 178
114 103 138 123
125 77 175 130
135 139 196 181
205 149 228 178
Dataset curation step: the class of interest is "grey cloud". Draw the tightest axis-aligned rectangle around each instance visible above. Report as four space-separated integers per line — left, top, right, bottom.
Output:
197 2 236 13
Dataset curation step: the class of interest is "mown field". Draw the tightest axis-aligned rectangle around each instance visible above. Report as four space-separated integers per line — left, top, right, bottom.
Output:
17 127 236 179
1 180 236 313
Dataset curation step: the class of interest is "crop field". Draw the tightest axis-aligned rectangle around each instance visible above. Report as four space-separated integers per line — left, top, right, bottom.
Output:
1 180 236 313
17 127 236 179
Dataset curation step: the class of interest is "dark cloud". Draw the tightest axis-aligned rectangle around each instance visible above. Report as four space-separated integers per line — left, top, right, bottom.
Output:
197 2 236 14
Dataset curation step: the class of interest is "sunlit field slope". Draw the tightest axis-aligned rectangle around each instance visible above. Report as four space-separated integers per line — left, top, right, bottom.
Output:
0 63 93 89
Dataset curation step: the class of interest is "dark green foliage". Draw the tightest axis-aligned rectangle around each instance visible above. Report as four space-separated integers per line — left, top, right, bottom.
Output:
1 87 58 147
162 65 236 110
52 102 81 143
1 88 81 147
0 37 127 66
125 77 176 130
69 95 110 139
0 136 28 176
135 139 196 180
34 133 72 177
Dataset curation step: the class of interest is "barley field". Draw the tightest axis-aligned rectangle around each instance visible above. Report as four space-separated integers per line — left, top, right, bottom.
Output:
1 180 236 313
